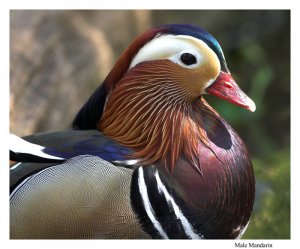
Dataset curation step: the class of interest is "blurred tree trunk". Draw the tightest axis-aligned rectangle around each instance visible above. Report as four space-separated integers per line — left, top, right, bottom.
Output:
10 10 152 136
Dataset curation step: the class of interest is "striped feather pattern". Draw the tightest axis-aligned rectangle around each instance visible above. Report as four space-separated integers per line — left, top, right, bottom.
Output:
99 60 217 172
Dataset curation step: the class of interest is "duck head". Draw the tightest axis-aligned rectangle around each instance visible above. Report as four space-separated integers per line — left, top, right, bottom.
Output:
73 24 256 171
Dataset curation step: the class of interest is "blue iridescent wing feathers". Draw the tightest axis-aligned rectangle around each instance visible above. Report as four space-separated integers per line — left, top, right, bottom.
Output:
10 130 133 163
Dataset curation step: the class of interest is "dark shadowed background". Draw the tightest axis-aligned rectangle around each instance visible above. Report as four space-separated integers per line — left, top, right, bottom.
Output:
10 10 290 239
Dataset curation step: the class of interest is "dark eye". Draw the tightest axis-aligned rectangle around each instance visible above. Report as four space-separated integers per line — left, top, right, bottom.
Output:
180 53 197 66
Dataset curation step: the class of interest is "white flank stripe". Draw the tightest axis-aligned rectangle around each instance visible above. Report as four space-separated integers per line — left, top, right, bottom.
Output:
10 162 22 170
10 163 59 199
10 174 34 199
113 159 140 166
154 170 203 239
10 134 64 160
235 220 250 239
138 167 169 239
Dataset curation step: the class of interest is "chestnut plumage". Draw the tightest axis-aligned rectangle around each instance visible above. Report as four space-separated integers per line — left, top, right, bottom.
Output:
10 24 255 239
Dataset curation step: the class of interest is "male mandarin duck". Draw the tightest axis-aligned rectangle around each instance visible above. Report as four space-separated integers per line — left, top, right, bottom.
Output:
10 24 256 239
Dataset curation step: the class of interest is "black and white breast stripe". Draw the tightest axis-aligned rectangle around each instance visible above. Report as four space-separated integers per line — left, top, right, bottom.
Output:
130 166 204 239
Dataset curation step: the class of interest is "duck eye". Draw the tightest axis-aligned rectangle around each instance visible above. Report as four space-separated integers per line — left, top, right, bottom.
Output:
180 53 197 66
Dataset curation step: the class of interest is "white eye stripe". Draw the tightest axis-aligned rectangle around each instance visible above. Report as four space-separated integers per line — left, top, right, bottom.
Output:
129 35 216 69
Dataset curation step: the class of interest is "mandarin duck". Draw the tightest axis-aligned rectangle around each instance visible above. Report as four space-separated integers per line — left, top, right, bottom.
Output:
10 24 256 239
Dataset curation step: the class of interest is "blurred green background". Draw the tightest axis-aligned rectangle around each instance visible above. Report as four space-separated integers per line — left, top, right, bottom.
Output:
10 10 290 239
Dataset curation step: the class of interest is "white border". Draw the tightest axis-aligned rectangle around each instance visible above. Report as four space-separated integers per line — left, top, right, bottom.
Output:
0 0 295 9
1 1 298 249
